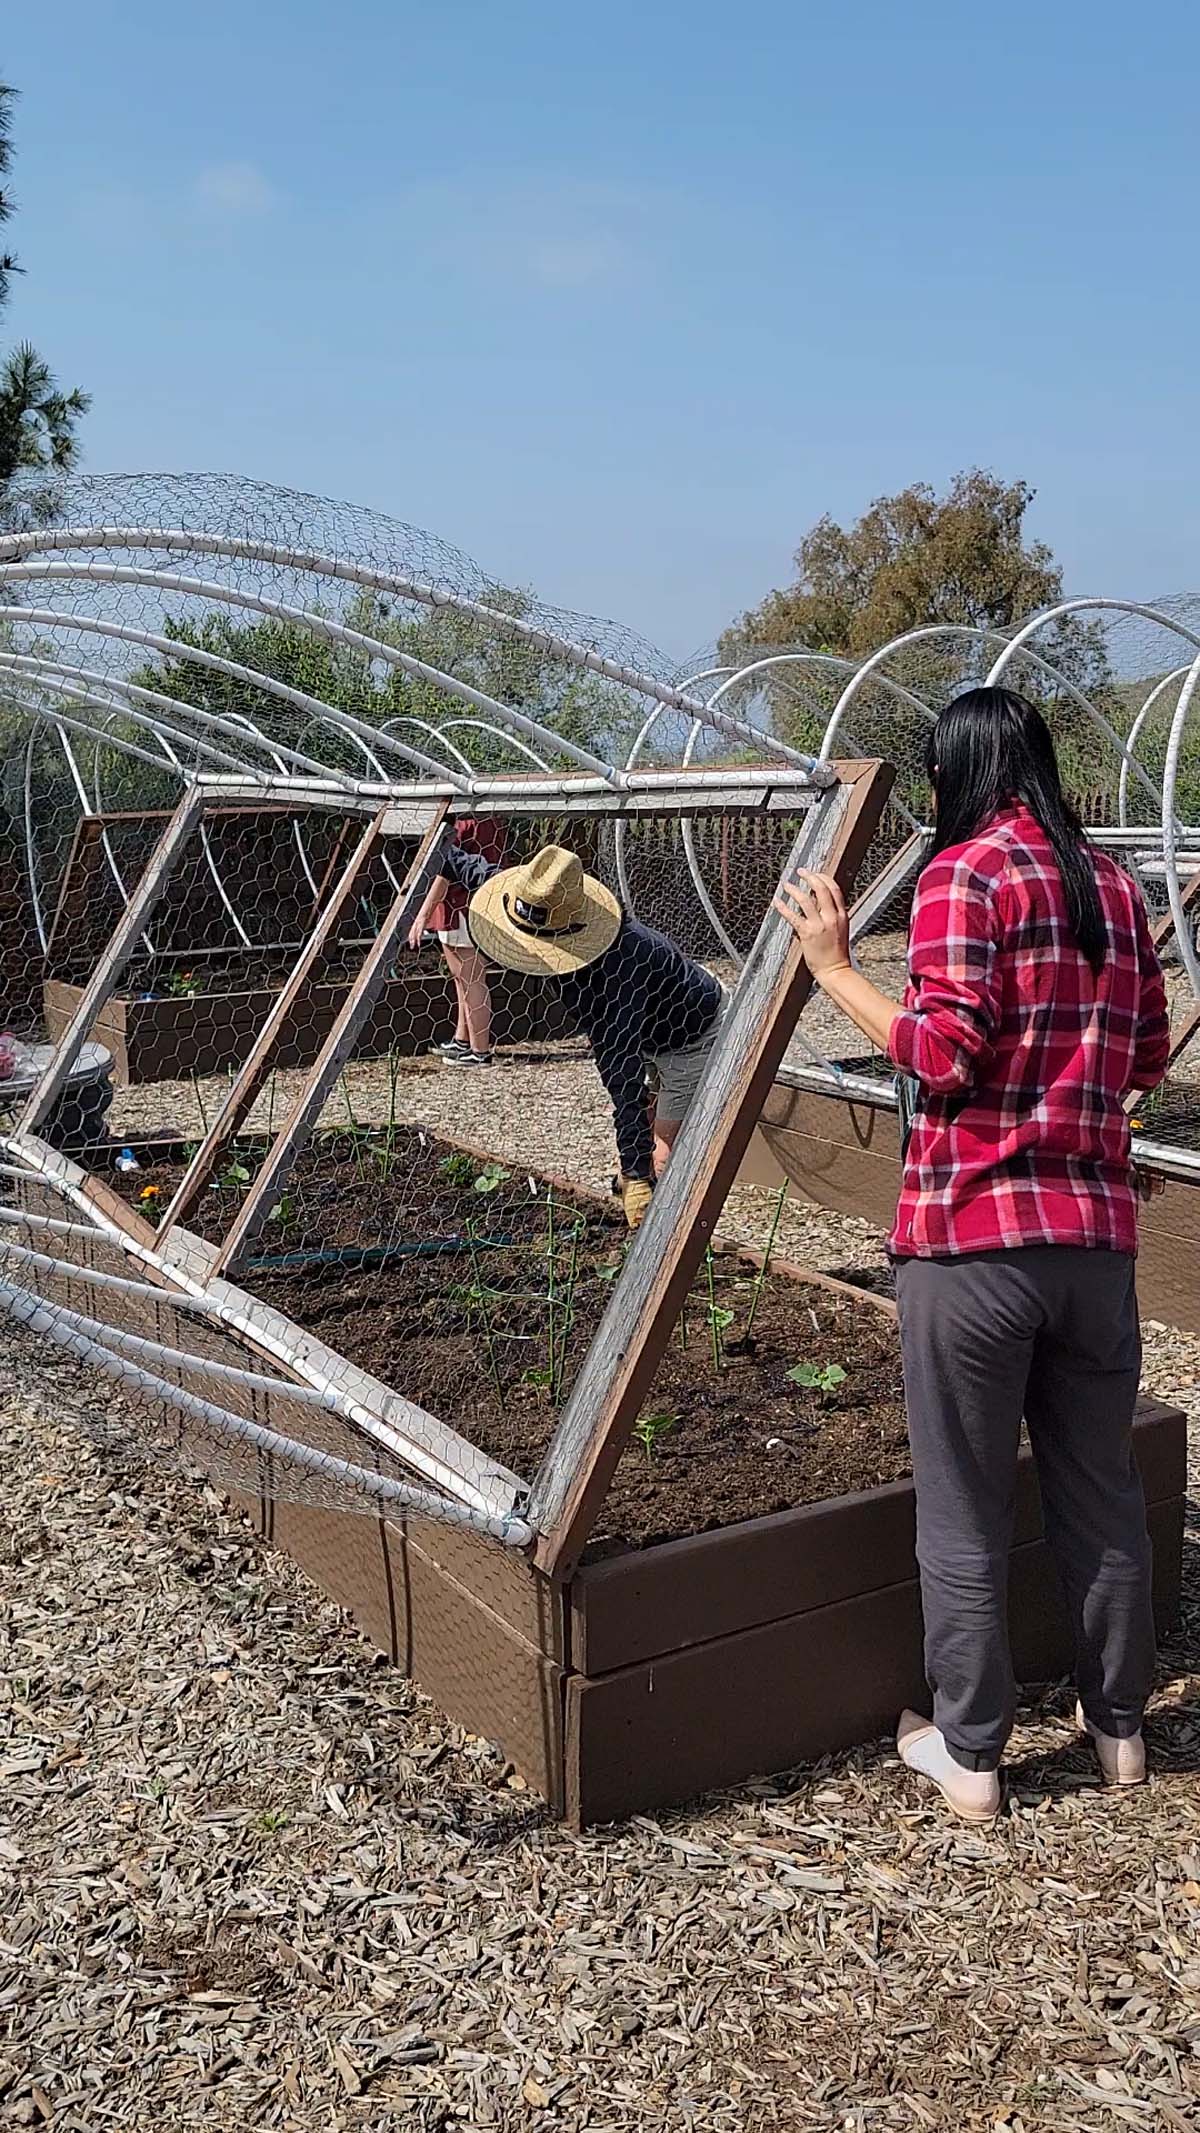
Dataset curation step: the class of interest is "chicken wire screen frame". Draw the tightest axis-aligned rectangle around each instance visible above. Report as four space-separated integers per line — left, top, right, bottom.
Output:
3 758 892 1567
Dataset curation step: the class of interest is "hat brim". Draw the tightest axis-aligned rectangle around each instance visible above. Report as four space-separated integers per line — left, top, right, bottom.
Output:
467 864 622 976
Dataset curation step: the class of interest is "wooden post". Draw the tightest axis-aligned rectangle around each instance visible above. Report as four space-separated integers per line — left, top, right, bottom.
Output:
847 828 929 942
18 791 204 1137
155 806 412 1240
209 805 451 1278
528 760 894 1578
1150 863 1200 955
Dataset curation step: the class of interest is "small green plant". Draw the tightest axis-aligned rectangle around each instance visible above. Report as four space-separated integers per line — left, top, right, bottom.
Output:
703 1244 732 1370
189 1070 210 1136
218 1159 252 1194
550 1216 585 1402
340 1083 371 1181
438 1150 478 1188
633 1411 677 1463
371 1048 405 1186
254 1807 289 1834
267 1194 297 1228
743 1180 788 1343
787 1361 847 1402
522 1362 554 1396
473 1163 510 1196
464 1219 505 1408
596 1257 624 1283
166 968 205 997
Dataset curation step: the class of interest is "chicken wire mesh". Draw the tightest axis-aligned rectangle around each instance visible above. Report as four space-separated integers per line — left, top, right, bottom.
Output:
2 474 1200 1553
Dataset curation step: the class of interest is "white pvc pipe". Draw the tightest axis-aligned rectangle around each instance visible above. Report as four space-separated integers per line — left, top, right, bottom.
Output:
1118 667 1189 829
84 705 253 950
0 1276 533 1547
0 1131 518 1518
0 563 619 786
0 602 470 790
0 522 832 771
1159 649 1200 994
0 655 268 780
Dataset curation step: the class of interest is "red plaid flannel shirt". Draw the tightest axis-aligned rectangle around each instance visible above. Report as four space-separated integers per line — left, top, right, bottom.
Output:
887 805 1170 1259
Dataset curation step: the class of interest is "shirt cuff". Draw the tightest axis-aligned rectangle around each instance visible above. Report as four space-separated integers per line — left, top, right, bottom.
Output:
887 1010 921 1075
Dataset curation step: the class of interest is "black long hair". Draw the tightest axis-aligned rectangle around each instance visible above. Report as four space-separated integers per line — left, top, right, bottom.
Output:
925 686 1107 973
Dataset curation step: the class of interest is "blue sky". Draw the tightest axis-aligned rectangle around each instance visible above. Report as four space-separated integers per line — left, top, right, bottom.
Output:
3 2 1198 656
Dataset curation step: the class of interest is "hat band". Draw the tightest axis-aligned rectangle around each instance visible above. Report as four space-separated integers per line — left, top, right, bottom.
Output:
505 891 587 941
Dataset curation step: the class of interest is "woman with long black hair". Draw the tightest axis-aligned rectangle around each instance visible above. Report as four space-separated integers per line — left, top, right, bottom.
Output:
775 687 1171 1822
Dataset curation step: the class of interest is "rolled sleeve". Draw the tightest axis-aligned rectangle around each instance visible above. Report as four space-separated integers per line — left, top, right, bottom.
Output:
888 853 1003 1096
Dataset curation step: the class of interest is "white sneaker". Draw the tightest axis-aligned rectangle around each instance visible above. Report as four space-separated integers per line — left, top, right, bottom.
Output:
897 1710 1002 1823
1076 1701 1146 1786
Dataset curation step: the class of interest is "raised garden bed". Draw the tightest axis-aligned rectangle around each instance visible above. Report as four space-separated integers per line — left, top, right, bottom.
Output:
111 1130 912 1551
43 966 565 1086
25 1131 1191 1824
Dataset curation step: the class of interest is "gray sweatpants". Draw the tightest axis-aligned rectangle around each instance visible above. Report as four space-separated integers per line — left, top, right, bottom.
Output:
894 1247 1154 1772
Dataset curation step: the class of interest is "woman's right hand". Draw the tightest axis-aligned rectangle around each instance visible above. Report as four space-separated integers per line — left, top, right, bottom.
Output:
407 917 427 951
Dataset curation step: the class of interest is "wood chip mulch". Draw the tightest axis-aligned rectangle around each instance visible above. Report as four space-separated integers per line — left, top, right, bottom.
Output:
1 1316 1200 2131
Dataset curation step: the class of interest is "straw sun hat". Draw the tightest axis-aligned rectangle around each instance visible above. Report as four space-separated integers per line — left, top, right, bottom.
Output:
467 845 622 977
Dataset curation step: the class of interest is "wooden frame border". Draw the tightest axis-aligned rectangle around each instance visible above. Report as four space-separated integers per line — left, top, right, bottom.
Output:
528 759 894 1577
19 791 206 1136
210 806 452 1278
155 807 397 1237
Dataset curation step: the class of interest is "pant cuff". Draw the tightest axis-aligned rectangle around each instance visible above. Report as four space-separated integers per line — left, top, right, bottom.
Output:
944 1739 1003 1773
1081 1705 1144 1740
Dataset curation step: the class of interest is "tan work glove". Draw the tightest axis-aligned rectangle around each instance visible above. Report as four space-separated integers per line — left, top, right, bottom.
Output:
621 1177 654 1230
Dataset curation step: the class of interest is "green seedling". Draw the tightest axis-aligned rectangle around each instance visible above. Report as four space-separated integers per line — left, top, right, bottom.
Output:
218 1160 252 1193
522 1362 555 1396
787 1361 847 1402
340 1082 372 1180
254 1808 289 1834
473 1163 510 1195
465 1219 505 1408
438 1151 478 1188
596 1258 624 1283
703 1243 728 1371
166 968 205 997
267 1194 296 1227
633 1412 677 1463
189 1070 210 1136
372 1048 405 1185
550 1216 585 1403
743 1179 788 1342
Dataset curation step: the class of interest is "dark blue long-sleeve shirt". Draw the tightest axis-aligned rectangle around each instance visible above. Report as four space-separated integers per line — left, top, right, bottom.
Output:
442 841 722 1179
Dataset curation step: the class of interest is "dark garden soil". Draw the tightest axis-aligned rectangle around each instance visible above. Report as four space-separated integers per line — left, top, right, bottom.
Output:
115 1130 909 1553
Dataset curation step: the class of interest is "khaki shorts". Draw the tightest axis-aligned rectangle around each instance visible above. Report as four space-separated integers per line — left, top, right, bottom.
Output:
646 988 730 1124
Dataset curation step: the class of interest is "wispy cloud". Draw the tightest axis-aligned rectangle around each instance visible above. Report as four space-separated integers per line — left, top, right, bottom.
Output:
192 162 278 220
398 177 659 293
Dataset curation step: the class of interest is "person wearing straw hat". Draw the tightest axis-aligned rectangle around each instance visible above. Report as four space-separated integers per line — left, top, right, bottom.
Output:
443 841 729 1228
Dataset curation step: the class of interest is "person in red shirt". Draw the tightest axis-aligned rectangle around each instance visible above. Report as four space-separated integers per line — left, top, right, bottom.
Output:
775 686 1170 1824
407 816 507 1067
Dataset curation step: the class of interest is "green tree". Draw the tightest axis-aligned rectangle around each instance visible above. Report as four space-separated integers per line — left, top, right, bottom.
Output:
126 588 642 785
0 80 18 312
0 77 90 489
0 341 90 481
722 471 1066 661
720 470 1118 801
